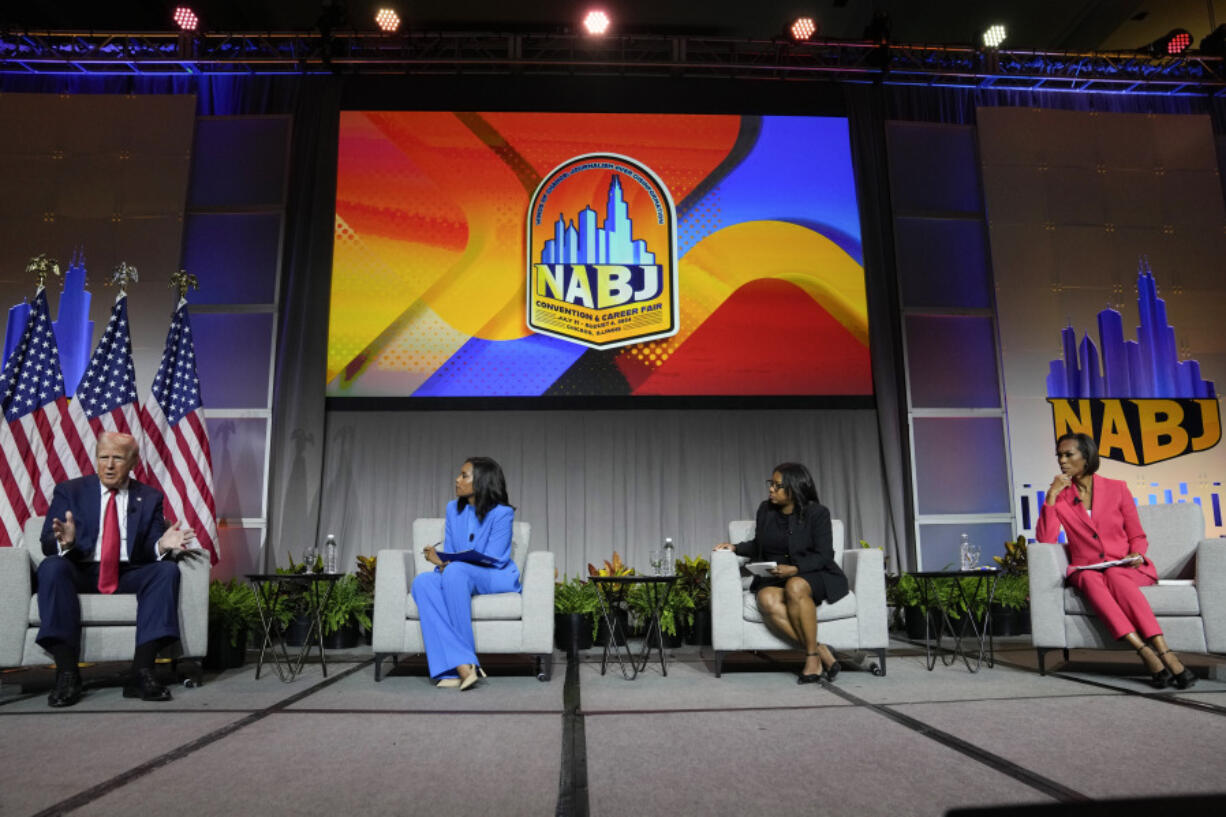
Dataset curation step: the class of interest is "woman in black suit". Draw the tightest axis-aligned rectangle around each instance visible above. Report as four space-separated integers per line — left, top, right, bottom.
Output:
715 462 848 683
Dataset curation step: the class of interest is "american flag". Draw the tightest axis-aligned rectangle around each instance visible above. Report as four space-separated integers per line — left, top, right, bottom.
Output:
139 299 219 564
0 289 93 548
69 292 142 442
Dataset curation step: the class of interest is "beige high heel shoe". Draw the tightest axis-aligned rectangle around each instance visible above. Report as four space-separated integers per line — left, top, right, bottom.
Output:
458 664 483 691
435 677 461 689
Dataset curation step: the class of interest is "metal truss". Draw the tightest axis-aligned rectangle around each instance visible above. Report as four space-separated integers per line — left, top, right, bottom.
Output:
2 30 1223 95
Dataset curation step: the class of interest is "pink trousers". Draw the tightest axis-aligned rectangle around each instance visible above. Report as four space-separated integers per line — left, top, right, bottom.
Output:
1068 566 1160 640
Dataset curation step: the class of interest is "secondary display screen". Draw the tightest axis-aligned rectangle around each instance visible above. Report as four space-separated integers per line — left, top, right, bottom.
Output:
328 112 870 400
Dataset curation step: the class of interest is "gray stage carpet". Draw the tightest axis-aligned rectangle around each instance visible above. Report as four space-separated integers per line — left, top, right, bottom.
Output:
2 638 1224 817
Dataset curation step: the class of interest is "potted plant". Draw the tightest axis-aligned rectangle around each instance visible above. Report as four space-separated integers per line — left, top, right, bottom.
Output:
279 551 316 646
319 574 374 649
554 576 601 655
888 572 929 639
674 554 711 645
626 583 695 648
205 579 257 670
355 554 377 644
991 536 1031 636
587 552 633 645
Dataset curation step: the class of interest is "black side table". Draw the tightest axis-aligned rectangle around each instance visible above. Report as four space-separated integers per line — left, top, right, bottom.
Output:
246 572 342 682
591 575 678 680
911 569 1000 672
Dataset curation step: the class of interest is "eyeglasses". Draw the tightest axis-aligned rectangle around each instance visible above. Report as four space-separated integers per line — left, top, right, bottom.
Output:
766 480 784 491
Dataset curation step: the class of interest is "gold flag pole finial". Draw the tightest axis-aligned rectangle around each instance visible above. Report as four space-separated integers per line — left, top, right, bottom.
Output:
168 269 199 300
26 254 61 290
108 262 139 293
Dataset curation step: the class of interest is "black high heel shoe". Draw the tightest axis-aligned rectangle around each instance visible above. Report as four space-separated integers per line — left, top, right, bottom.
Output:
1138 646 1172 689
1157 649 1196 690
797 652 825 684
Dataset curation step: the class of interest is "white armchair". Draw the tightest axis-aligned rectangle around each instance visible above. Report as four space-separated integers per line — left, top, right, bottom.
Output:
0 516 211 678
371 518 554 681
710 518 888 676
1029 502 1226 673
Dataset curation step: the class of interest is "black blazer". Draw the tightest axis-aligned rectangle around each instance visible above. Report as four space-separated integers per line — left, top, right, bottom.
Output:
733 500 849 603
39 475 167 562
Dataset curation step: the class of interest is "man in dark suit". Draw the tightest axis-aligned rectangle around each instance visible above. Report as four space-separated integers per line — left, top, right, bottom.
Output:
37 431 197 707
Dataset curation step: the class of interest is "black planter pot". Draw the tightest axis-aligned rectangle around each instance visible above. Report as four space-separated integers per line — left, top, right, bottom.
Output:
989 603 1033 636
686 609 712 646
645 626 685 648
596 609 629 646
204 627 248 670
283 614 312 647
555 612 596 655
903 605 929 639
323 623 360 649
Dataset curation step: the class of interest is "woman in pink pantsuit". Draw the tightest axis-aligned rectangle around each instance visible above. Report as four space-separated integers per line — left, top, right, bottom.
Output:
1036 433 1195 689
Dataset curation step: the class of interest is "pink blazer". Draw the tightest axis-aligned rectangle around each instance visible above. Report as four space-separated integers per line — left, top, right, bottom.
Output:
1035 474 1158 583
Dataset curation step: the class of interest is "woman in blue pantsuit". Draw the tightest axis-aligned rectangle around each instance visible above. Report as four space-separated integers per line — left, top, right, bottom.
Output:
411 457 521 690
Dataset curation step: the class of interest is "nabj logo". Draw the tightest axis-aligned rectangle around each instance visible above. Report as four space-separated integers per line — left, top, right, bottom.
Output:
526 154 678 349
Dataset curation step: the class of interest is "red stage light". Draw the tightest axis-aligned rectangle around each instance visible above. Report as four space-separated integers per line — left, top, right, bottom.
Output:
1166 31 1191 54
583 10 611 36
375 8 401 33
172 7 198 32
789 17 817 42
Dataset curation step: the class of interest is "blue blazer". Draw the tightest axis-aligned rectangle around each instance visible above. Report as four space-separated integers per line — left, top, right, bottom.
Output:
39 475 167 562
443 500 520 586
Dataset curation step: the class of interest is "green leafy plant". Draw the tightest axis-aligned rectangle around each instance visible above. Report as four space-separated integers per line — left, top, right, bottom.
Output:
673 554 711 609
626 583 696 638
993 536 1029 576
319 574 373 637
555 576 602 615
355 554 377 596
886 572 922 608
993 573 1030 610
587 551 635 605
208 579 258 647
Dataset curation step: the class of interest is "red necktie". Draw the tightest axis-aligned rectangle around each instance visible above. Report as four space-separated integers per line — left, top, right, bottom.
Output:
98 490 120 594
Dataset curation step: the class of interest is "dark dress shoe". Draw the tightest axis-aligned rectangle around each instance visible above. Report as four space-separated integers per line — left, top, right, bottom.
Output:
124 668 172 702
797 671 826 685
1171 668 1197 690
48 671 83 708
825 661 842 683
1148 669 1173 689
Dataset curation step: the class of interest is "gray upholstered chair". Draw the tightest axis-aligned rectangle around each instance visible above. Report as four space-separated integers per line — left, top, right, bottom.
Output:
0 515 211 677
710 517 889 676
371 518 554 681
1029 502 1226 673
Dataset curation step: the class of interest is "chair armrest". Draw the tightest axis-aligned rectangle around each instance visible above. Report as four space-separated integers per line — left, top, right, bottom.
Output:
372 548 414 651
176 554 211 658
1196 538 1226 653
0 548 34 667
519 550 555 653
843 548 887 648
711 550 744 648
1028 542 1070 648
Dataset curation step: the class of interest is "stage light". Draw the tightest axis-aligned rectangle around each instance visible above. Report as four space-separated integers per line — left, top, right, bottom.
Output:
982 24 1006 49
172 7 198 32
789 17 818 42
1145 28 1193 56
583 10 610 36
375 8 401 33
1200 24 1226 57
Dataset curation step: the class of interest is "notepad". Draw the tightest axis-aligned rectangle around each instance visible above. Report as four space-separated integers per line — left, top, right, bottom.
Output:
436 549 500 568
1072 557 1142 571
746 561 778 577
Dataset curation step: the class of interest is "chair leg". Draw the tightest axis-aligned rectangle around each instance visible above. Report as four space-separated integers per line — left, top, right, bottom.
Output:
537 654 553 682
873 649 886 677
1036 647 1052 676
374 653 390 682
714 650 725 677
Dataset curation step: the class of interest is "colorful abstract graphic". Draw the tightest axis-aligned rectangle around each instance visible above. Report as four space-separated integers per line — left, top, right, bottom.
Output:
329 112 871 397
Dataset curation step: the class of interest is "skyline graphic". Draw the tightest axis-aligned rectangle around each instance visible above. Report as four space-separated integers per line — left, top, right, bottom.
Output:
540 175 655 265
1047 262 1216 399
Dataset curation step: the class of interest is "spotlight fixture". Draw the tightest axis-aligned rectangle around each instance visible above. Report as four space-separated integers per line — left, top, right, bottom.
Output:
583 10 610 36
1200 24 1226 57
375 8 401 33
1145 28 1193 56
982 24 1006 49
789 17 818 42
172 7 198 32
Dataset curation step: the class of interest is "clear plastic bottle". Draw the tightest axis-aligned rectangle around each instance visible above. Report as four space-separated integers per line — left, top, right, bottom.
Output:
662 537 675 576
325 534 338 574
959 532 971 571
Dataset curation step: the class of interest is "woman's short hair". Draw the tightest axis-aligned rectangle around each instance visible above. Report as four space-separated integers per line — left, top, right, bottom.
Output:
1055 432 1100 475
773 462 820 517
460 456 511 521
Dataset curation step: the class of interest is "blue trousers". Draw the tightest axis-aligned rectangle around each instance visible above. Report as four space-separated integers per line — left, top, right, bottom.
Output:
410 562 520 679
35 557 181 650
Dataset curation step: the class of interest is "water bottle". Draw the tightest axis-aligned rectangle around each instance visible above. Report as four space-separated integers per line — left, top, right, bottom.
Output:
959 532 971 571
662 537 675 576
325 534 338 574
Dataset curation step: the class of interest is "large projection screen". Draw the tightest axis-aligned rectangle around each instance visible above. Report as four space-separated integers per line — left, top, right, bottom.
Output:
328 112 870 403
